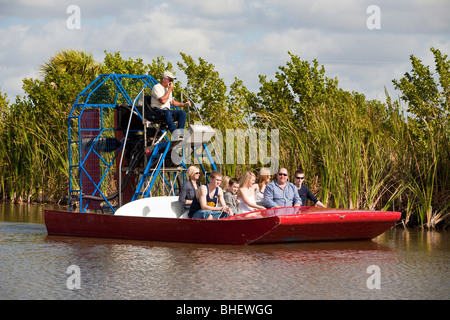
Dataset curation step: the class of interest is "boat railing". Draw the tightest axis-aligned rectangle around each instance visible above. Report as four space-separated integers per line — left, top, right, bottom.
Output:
179 89 222 173
118 88 145 207
180 89 205 126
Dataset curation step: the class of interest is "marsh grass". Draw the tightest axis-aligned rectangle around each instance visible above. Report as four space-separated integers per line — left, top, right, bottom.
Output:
255 95 435 225
0 103 68 203
402 118 450 228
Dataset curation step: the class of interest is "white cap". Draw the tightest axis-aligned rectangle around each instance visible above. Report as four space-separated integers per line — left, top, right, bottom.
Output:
163 71 176 80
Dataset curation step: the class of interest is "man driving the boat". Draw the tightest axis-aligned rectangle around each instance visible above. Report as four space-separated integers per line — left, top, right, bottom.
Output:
188 171 232 219
263 168 302 208
150 71 190 137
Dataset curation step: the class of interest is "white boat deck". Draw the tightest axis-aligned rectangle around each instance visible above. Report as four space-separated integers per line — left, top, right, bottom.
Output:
115 196 188 218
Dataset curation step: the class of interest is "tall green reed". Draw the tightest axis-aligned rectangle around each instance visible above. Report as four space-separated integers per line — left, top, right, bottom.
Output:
0 98 69 202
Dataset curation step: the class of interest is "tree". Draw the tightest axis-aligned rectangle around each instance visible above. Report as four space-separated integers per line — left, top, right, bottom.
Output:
100 51 174 78
40 49 100 82
254 52 341 129
392 47 450 227
177 53 248 130
393 48 449 124
0 90 8 117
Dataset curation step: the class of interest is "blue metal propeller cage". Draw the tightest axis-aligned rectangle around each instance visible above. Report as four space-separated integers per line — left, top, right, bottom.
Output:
68 74 217 213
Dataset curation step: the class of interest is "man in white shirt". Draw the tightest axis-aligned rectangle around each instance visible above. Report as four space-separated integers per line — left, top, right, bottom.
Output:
150 71 190 136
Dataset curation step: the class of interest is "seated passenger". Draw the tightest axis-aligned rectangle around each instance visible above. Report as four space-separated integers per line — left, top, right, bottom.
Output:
188 171 231 219
178 165 201 216
294 169 326 207
264 168 302 208
150 71 190 136
255 167 271 207
223 178 240 216
237 171 266 213
220 175 231 190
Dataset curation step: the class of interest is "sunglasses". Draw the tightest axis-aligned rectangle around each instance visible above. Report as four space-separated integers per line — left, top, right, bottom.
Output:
295 176 305 180
278 173 288 176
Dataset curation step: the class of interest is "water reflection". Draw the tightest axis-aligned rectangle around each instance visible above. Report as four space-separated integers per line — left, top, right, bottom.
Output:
0 204 449 300
385 227 449 253
0 203 47 223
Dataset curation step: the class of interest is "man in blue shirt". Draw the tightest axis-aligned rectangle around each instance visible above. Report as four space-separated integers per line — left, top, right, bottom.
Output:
263 168 302 208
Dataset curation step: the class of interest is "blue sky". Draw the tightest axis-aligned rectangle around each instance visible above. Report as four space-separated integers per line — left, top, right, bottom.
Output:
1 0 449 102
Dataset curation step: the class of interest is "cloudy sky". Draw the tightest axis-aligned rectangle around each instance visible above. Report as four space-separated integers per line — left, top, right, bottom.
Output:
1 0 449 102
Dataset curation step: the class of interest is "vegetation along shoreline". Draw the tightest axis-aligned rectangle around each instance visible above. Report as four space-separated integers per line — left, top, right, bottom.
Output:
0 48 448 229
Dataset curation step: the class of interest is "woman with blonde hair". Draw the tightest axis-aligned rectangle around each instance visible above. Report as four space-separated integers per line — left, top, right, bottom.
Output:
178 165 201 215
255 167 271 207
237 171 266 213
220 176 231 190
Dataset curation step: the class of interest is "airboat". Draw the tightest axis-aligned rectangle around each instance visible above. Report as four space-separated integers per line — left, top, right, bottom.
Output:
44 73 400 245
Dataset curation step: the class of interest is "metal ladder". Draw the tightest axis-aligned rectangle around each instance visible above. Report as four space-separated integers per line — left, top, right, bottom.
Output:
132 141 173 200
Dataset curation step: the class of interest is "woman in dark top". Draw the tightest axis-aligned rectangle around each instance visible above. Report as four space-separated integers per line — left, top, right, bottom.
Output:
178 165 201 214
294 170 325 207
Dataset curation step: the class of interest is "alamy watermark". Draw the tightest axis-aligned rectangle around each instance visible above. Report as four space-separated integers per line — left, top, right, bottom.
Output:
366 265 381 289
171 127 280 174
66 265 81 290
66 5 81 30
366 5 381 30
65 264 381 292
65 5 381 32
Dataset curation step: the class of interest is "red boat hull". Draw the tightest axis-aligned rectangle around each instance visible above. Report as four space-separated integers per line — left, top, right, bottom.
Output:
44 206 400 245
244 207 400 243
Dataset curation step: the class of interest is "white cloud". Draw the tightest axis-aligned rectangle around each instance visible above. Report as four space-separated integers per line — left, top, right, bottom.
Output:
177 0 245 16
0 0 449 101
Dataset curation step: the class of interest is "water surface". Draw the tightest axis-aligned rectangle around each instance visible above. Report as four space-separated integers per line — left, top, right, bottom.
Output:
1 203 448 300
